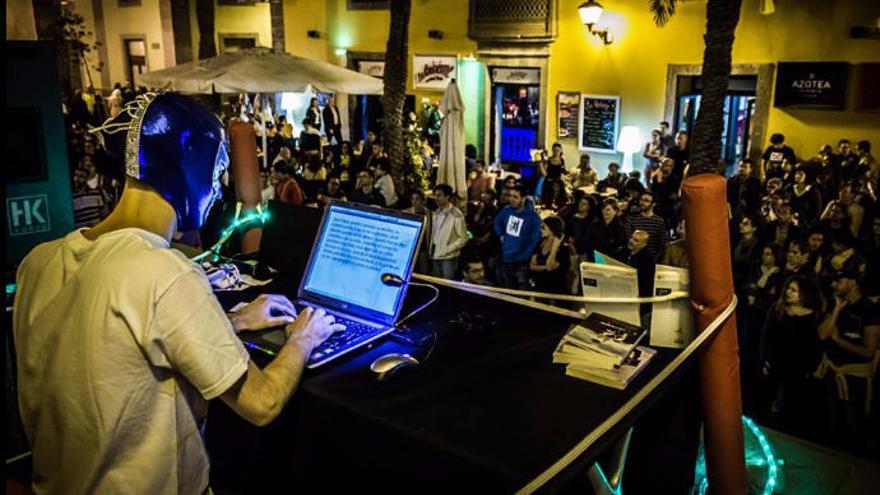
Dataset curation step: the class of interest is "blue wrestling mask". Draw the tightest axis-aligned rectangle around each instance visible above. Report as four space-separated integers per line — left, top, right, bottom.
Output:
91 93 229 230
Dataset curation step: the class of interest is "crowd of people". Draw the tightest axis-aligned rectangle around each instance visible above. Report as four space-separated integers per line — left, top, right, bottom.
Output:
62 90 878 458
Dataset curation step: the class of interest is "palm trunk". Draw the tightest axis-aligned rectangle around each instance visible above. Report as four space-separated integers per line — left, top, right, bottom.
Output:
688 0 743 176
382 0 412 197
196 0 217 59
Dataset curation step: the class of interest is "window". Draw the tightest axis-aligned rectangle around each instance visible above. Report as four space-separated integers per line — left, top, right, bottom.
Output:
217 0 257 5
118 0 142 6
124 38 147 84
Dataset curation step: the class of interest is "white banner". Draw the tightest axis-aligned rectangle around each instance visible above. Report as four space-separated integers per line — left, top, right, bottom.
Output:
413 55 457 90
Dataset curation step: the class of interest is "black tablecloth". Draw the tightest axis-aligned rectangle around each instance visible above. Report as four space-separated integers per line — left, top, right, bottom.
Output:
207 278 692 494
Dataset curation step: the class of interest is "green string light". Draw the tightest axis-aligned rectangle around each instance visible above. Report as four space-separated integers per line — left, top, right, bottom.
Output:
695 416 780 495
191 204 269 262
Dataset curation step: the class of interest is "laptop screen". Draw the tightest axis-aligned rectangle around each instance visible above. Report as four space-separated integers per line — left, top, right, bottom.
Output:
299 202 424 325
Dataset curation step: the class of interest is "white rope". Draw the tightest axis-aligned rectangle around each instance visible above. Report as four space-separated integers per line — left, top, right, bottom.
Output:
515 295 739 494
412 274 689 304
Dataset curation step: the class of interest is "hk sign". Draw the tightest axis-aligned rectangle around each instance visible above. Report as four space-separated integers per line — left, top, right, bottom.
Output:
7 195 51 236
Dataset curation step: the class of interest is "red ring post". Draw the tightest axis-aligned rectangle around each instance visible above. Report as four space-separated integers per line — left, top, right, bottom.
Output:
228 122 263 254
682 174 746 494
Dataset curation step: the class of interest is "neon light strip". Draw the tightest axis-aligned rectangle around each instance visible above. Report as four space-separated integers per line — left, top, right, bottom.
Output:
742 416 779 495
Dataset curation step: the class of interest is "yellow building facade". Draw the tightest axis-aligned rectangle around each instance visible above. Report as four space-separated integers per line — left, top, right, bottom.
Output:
70 0 880 173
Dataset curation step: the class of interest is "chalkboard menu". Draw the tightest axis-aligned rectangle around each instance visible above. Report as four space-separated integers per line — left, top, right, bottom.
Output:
774 62 848 109
557 92 580 139
578 94 620 153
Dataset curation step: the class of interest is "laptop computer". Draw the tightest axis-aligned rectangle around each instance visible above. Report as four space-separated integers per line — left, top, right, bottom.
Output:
241 200 425 368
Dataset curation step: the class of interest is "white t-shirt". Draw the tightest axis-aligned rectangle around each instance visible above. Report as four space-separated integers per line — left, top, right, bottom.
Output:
13 228 250 495
375 174 398 207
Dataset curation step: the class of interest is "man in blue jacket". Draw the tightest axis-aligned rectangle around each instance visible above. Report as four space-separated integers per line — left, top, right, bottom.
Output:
494 183 542 289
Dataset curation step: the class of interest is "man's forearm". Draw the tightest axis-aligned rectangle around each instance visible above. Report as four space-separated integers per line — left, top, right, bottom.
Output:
831 335 878 360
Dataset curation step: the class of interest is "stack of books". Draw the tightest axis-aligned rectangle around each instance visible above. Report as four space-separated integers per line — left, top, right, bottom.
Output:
554 312 656 390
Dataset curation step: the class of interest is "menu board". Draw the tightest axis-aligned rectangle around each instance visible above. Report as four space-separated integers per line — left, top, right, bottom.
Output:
557 92 580 139
578 94 620 153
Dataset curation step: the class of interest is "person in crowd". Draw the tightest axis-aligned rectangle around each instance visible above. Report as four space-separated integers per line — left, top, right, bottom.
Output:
460 254 490 286
662 218 689 268
665 130 689 182
625 229 657 310
302 155 328 182
564 192 594 250
818 200 851 242
374 160 398 208
779 237 815 291
742 243 784 387
733 215 763 288
545 143 566 181
762 201 801 250
14 93 342 494
465 144 478 172
299 118 322 156
360 140 385 175
260 168 275 203
317 176 347 207
404 189 431 275
597 162 627 194
837 182 867 238
71 167 113 229
658 121 675 149
759 275 822 432
788 163 823 229
540 179 569 212
819 233 867 288
568 153 599 191
530 216 568 294
625 192 668 262
350 169 386 207
322 95 342 147
649 158 678 222
816 268 880 452
274 162 305 206
856 140 876 177
805 229 828 274
468 159 495 202
322 147 340 171
428 184 468 280
728 159 763 220
305 97 322 130
494 184 543 290
643 129 666 186
834 139 859 183
576 197 628 263
496 174 518 201
465 190 499 263
761 133 797 181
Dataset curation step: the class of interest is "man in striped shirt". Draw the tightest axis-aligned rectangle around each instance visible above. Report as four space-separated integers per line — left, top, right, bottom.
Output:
625 191 668 262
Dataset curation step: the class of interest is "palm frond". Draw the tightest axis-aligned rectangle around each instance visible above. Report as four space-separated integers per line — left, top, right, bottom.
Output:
649 0 677 27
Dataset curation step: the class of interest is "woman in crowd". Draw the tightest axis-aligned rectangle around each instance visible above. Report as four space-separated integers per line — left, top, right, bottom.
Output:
545 143 566 181
468 160 495 202
569 154 599 191
540 179 569 212
788 164 822 229
530 216 568 294
759 275 822 433
576 198 627 262
305 97 321 129
642 129 665 186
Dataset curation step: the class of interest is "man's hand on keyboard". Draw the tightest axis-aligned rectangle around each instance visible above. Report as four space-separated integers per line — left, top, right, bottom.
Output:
228 294 298 332
286 307 346 354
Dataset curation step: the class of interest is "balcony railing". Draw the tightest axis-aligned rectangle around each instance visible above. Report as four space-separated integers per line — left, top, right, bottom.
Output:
468 0 557 44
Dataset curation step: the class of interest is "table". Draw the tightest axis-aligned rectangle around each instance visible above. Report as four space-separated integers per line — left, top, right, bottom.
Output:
206 276 699 494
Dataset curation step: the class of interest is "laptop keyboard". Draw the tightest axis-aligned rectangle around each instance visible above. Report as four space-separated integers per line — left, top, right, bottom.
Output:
295 303 387 366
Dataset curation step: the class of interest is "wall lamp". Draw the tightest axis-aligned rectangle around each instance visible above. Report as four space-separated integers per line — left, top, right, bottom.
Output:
307 30 321 39
578 1 613 45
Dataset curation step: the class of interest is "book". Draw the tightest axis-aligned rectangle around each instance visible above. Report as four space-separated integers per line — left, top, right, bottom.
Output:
580 251 640 325
650 264 695 349
565 346 657 390
558 312 647 367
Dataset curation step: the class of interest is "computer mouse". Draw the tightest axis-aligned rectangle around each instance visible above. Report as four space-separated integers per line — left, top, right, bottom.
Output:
370 353 420 381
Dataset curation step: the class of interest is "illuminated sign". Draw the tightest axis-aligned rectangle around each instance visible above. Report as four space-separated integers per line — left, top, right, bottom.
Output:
774 62 848 109
413 55 457 90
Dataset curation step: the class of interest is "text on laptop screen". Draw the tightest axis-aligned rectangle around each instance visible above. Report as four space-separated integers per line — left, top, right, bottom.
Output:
303 206 422 317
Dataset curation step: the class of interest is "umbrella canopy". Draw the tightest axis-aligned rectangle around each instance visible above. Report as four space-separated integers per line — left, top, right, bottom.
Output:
138 47 383 95
437 80 467 198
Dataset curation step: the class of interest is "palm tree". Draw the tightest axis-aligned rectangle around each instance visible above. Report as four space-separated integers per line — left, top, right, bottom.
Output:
381 0 413 197
651 0 744 175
